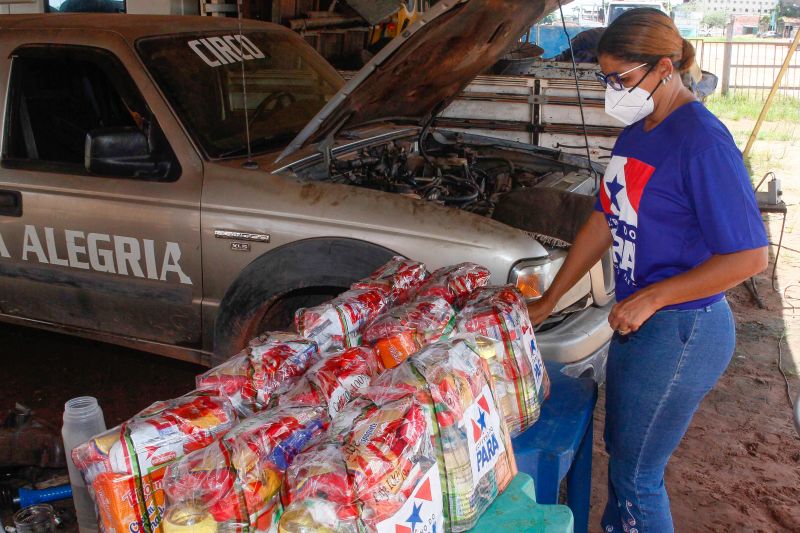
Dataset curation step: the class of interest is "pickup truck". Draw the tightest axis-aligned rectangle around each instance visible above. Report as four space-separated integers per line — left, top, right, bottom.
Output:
0 0 614 377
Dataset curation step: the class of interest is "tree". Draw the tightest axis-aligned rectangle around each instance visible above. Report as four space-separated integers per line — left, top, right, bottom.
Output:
779 0 800 17
703 11 728 28
541 12 558 24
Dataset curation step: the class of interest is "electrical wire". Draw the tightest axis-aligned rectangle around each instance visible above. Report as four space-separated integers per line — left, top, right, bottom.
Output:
236 0 256 169
556 0 598 188
779 284 799 415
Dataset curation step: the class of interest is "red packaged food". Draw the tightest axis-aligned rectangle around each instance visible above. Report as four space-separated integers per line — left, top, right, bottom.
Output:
457 286 549 437
196 332 319 417
280 397 443 533
163 406 328 533
351 256 429 304
362 296 456 369
295 288 389 353
280 346 382 418
413 263 491 305
71 392 237 533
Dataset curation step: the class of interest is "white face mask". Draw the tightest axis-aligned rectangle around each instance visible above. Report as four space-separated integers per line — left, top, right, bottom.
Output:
604 84 655 126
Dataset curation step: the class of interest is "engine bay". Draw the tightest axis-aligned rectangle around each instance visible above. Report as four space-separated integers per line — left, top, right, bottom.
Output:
322 135 595 218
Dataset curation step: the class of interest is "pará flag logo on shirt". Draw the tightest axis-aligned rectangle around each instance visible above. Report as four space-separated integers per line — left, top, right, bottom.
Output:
599 155 655 286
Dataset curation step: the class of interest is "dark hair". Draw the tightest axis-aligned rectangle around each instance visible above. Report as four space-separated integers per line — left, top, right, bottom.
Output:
597 8 695 73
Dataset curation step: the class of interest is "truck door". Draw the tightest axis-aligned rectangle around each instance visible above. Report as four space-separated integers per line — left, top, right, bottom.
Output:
0 44 203 349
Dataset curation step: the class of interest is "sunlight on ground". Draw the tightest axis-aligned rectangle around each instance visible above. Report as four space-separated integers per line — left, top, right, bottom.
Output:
712 93 800 376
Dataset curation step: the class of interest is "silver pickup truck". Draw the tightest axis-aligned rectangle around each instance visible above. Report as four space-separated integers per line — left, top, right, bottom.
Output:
0 0 613 376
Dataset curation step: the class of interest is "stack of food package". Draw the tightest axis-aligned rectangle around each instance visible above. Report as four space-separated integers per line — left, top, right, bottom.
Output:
295 257 428 353
195 333 320 417
279 345 385 418
456 286 550 437
360 262 490 370
162 405 328 532
280 334 516 532
71 392 238 533
73 257 550 533
280 394 440 533
368 336 517 531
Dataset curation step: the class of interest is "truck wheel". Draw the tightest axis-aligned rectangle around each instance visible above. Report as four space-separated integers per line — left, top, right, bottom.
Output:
212 238 396 365
243 285 345 345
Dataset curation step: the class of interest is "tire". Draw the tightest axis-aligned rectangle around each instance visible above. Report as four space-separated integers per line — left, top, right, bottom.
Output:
212 238 397 365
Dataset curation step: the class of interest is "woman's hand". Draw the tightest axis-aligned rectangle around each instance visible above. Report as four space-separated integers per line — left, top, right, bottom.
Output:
608 286 662 334
527 295 557 326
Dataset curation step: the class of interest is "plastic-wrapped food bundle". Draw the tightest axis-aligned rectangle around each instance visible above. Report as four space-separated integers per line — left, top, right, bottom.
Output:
362 296 456 369
457 286 549 437
295 288 388 352
412 263 491 306
351 256 429 304
163 406 328 533
346 396 443 533
279 442 359 533
280 346 382 418
196 332 319 417
71 392 237 533
363 336 516 531
280 396 443 533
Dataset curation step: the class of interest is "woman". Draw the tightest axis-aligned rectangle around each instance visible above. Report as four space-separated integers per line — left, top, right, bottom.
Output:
528 9 768 532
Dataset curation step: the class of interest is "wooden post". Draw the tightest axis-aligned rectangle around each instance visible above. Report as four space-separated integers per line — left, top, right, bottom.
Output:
743 28 800 158
721 21 734 95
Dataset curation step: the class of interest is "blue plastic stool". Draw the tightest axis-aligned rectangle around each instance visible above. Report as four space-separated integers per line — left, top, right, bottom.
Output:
470 473 574 532
511 361 598 533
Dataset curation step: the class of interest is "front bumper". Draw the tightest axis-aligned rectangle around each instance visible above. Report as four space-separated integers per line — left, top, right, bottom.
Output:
536 301 613 365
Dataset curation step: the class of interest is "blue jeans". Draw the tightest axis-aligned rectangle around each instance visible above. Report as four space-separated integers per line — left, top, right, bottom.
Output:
601 298 735 533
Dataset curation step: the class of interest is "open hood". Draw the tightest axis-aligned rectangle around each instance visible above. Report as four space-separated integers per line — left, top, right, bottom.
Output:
278 0 560 161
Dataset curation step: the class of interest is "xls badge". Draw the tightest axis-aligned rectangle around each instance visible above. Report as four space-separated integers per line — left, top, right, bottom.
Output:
464 385 506 489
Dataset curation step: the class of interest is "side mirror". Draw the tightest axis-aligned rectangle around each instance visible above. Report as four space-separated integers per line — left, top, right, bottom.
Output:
85 127 170 179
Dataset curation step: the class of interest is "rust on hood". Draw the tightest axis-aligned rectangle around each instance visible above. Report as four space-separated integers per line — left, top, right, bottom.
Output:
278 0 560 161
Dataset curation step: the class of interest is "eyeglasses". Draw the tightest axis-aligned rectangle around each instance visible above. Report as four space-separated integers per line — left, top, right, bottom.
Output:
596 63 651 91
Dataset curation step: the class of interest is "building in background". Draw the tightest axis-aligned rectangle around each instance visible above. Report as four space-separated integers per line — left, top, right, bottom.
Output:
694 0 778 16
777 16 800 37
674 9 703 36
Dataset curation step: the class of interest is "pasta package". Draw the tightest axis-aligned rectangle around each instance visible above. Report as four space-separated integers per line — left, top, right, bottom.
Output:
295 288 389 352
362 297 456 369
163 406 328 533
279 346 382 419
457 286 549 437
351 256 429 304
196 332 320 417
412 263 491 306
71 392 237 533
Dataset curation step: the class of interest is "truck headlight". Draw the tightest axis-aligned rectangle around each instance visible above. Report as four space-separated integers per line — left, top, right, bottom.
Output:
508 250 567 302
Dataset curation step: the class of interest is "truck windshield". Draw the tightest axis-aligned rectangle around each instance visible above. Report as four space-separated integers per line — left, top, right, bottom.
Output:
137 31 343 159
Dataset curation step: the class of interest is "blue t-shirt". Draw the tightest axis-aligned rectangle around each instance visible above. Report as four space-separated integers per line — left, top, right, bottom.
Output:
594 101 768 310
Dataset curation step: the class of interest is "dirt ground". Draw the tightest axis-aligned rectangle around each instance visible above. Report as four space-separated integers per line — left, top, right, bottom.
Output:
2 134 800 532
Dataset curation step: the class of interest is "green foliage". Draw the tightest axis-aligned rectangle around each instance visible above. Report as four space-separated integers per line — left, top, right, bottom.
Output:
779 0 800 17
542 13 558 24
706 93 800 122
702 11 728 28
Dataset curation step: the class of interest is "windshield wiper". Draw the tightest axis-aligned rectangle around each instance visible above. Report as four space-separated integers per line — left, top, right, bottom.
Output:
217 133 296 159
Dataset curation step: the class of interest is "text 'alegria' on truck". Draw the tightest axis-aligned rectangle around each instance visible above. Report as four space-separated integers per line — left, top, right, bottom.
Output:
0 0 615 379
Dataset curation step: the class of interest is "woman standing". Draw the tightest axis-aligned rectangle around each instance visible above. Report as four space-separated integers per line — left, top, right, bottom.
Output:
528 9 768 532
